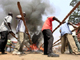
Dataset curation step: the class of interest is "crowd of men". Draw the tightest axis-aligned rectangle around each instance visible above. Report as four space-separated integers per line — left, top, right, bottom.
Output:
0 12 80 57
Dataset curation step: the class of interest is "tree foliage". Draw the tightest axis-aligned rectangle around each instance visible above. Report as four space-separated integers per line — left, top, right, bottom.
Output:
68 0 80 24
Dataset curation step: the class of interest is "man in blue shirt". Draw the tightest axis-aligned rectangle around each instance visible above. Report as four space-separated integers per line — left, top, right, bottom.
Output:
60 22 80 55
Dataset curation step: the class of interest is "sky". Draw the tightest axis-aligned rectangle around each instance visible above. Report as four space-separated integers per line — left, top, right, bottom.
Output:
42 0 73 43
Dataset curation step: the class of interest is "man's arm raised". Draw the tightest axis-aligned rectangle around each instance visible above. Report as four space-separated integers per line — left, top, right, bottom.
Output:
53 17 61 24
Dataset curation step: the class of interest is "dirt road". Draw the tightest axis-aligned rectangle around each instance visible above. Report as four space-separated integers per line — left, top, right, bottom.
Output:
0 52 80 60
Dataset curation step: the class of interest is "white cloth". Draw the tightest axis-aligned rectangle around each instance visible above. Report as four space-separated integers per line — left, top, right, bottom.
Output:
0 16 12 32
16 19 25 33
69 25 78 36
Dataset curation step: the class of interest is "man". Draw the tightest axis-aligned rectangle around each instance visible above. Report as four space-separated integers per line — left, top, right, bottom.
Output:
12 12 27 55
60 22 80 55
0 12 13 54
6 38 12 52
68 23 80 53
42 16 61 57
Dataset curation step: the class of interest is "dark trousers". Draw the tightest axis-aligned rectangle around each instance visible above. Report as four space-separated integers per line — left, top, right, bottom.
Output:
42 29 53 54
0 31 8 53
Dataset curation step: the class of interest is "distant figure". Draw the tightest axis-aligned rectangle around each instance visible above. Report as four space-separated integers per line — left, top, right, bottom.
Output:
42 16 61 57
60 22 80 55
12 12 27 55
0 12 13 54
6 39 12 52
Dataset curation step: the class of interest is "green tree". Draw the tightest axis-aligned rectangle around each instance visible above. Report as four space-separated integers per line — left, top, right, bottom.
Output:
68 0 80 24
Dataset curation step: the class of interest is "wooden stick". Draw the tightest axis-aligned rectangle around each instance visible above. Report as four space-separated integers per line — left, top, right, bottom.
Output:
53 41 61 47
6 45 14 49
9 32 22 45
39 38 61 48
39 43 44 48
53 38 61 45
9 32 18 40
17 2 32 44
52 1 80 33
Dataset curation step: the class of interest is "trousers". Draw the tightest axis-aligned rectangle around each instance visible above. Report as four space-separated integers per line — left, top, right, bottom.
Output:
14 32 24 52
0 31 8 53
42 29 53 54
61 34 79 54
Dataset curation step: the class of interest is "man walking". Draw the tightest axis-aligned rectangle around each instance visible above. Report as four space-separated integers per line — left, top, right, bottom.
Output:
42 16 61 57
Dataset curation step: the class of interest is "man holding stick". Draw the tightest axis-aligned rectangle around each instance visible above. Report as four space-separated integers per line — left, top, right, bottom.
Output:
42 16 61 57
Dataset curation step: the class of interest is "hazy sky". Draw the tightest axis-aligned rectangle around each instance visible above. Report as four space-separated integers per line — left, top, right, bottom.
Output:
42 0 73 42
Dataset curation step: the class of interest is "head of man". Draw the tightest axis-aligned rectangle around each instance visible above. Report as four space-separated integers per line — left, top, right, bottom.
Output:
8 12 13 17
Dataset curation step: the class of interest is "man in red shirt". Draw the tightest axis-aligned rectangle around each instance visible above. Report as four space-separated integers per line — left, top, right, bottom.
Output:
42 16 61 57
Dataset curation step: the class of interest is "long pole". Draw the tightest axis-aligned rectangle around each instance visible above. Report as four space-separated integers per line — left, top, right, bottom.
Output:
17 2 32 44
53 42 61 47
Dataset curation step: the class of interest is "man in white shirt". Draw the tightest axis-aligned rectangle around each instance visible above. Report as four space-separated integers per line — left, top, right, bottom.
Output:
12 12 27 55
0 12 13 54
69 23 80 53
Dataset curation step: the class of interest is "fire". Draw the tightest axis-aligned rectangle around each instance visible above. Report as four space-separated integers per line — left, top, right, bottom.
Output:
26 44 44 52
30 44 39 51
39 47 44 52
